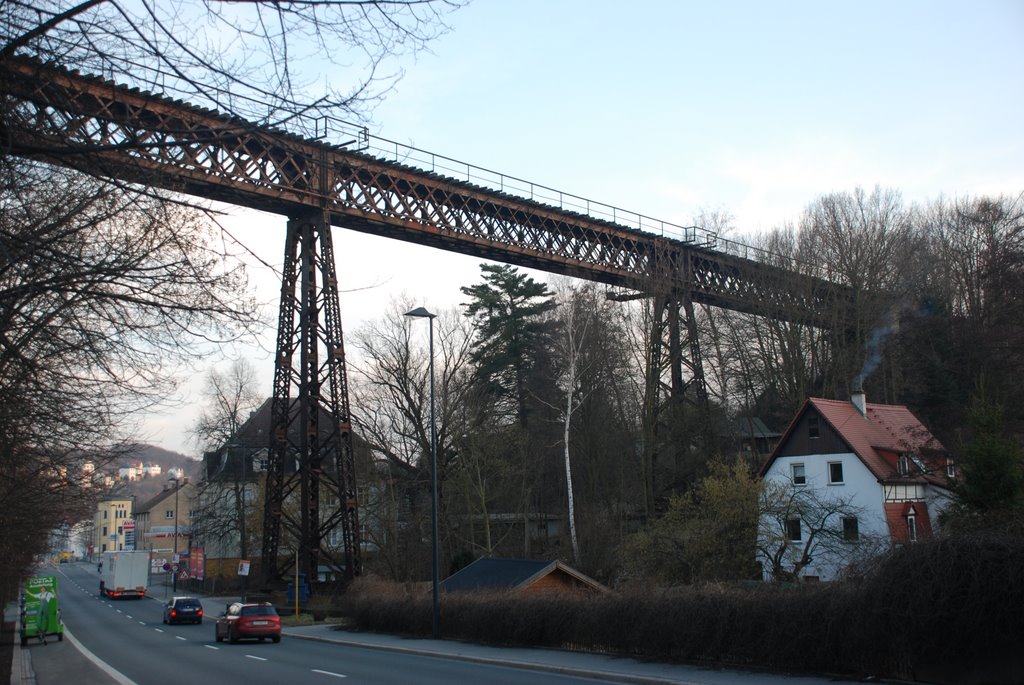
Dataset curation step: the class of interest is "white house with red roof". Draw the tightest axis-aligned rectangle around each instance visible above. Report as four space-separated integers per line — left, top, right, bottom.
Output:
757 391 954 581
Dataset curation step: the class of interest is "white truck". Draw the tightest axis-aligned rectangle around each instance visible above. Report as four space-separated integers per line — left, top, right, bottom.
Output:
99 550 150 599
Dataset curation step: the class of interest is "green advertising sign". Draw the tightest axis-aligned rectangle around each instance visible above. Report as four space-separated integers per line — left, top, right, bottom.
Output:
21 575 62 644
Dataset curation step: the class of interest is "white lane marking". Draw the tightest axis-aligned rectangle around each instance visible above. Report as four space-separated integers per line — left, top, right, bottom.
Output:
125 615 133 619
175 636 187 641
155 628 165 633
116 610 123 614
62 626 138 685
245 655 268 661
312 669 348 678
204 645 219 650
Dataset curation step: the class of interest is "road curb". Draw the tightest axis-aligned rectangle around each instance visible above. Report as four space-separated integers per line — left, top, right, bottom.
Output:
283 629 703 685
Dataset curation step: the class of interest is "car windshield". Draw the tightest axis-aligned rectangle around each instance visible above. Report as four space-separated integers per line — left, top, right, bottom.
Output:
241 606 277 617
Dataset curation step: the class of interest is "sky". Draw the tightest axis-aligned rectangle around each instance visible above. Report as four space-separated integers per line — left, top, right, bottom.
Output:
139 0 1024 456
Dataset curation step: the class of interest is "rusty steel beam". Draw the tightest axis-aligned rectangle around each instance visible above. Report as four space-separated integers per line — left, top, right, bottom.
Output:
1 57 848 323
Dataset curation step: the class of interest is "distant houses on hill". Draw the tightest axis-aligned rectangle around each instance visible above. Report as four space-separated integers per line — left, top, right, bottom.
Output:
117 461 164 481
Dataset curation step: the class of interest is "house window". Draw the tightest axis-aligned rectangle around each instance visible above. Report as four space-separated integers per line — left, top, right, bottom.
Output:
165 510 174 519
907 514 918 543
842 517 859 542
791 463 806 486
898 454 910 475
946 458 956 479
786 518 802 541
103 510 108 519
102 526 107 536
808 416 820 439
828 462 844 484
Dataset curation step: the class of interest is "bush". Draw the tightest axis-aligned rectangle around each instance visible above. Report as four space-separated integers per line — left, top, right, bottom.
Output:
338 534 1024 684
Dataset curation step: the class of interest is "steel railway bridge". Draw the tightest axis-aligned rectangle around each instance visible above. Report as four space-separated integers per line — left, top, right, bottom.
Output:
2 57 848 586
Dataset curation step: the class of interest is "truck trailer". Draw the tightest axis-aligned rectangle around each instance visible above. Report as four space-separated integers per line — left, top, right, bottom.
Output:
99 550 150 599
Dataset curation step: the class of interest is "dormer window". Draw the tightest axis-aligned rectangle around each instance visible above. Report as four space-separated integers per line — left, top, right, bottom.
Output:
898 454 911 475
808 415 820 439
946 458 956 479
906 505 918 543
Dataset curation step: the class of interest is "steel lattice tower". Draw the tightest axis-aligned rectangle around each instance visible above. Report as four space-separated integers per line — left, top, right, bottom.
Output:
260 210 360 585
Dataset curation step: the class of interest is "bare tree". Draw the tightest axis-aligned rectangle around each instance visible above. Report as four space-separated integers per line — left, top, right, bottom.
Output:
190 358 263 452
348 298 476 578
798 186 920 396
0 157 260 599
188 358 263 587
2 1 463 129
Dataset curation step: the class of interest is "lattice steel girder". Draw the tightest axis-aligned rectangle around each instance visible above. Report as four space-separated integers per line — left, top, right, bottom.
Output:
2 57 849 325
260 212 360 584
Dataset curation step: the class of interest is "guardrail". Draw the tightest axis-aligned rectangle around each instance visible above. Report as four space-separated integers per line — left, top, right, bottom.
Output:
309 115 804 270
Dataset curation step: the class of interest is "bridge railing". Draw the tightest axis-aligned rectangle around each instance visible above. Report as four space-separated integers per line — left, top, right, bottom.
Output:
361 134 718 246
313 115 805 272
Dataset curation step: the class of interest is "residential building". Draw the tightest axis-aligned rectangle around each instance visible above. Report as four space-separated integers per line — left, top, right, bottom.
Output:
757 391 953 582
92 495 134 556
194 398 379 583
135 479 196 582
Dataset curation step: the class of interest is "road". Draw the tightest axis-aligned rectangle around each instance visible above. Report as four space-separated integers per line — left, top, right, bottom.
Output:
15 562 865 685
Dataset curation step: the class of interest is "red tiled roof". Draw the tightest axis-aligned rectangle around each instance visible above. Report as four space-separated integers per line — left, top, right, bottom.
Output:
884 501 934 543
763 397 949 486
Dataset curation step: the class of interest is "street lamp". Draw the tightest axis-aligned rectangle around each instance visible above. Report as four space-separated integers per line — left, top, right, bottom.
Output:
405 306 440 640
169 473 181 594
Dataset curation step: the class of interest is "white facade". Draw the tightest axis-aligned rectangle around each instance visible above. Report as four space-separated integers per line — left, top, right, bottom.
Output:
761 452 890 581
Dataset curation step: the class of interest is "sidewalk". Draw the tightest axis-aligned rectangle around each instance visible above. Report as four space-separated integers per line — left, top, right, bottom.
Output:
3 601 32 685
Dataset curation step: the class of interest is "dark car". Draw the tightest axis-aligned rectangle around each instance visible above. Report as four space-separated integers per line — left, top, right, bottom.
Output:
214 602 281 643
163 596 204 625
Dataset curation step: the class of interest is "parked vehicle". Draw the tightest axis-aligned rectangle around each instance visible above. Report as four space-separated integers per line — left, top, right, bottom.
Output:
99 550 150 599
163 596 203 624
214 602 281 643
20 575 64 645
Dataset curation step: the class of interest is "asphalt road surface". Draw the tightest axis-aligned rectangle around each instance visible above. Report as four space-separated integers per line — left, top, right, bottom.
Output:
14 563 866 685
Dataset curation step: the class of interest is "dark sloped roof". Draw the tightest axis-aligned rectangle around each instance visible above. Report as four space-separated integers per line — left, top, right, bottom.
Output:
441 558 553 592
731 417 781 439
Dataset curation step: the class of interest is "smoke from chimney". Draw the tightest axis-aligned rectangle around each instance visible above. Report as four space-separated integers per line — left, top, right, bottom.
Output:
851 389 866 416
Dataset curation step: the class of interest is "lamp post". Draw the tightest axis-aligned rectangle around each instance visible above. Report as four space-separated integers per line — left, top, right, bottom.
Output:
405 306 440 640
170 473 180 594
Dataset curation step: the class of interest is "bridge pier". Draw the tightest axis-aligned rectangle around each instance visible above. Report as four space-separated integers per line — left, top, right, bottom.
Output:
261 210 360 588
